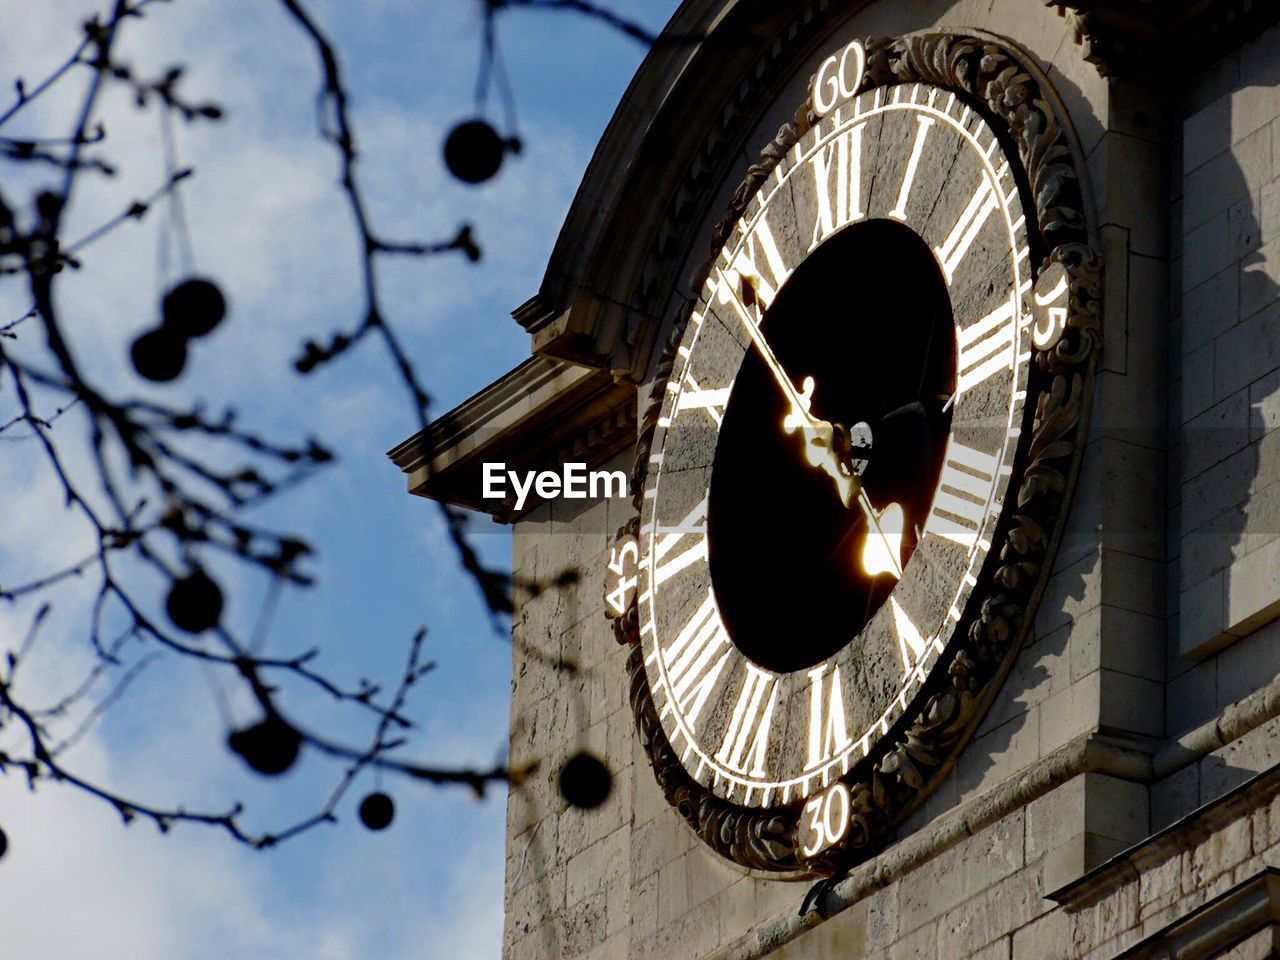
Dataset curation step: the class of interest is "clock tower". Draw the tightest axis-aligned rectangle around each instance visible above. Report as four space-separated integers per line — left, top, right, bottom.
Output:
392 2 1280 957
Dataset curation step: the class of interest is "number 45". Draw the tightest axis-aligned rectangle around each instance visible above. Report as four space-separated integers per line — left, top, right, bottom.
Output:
604 534 640 618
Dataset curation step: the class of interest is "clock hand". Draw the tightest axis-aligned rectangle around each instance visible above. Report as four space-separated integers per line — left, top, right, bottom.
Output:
715 266 905 579
715 266 858 506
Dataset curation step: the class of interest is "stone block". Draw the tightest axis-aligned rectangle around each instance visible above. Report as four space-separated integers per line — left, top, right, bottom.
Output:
1180 507 1248 595
630 817 684 883
1099 669 1164 737
1229 192 1264 264
559 891 607 957
1241 23 1280 87
1182 341 1216 422
1181 443 1257 533
1183 265 1239 356
1216 303 1280 402
888 918 937 960
865 883 899 949
715 879 755 947
1263 178 1280 245
1183 210 1231 290
1218 617 1280 702
1054 449 1104 571
1040 676 1101 755
958 710 1041 801
1138 852 1182 910
1185 156 1243 240
1250 367 1280 440
897 840 966 934
630 870 657 944
1240 238 1280 321
774 899 868 958
1096 606 1167 683
1011 908 1069 960
1100 549 1164 619
984 618 1069 730
1181 388 1250 480
1100 441 1166 561
685 845 737 909
1166 658 1218 732
655 856 690 929
1103 133 1169 257
1086 774 1150 843
1033 549 1101 640
1189 816 1252 885
938 869 1042 958
1027 777 1089 862
1151 763 1200 831
1184 95 1230 174
605 876 628 939
1070 877 1139 957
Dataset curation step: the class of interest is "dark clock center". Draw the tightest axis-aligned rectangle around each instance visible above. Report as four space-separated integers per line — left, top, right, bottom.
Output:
707 218 956 675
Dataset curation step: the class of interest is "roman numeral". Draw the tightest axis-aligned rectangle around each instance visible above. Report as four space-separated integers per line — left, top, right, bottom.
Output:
728 214 790 306
926 440 999 550
715 663 779 778
676 374 730 425
934 175 1000 283
809 123 865 249
889 596 927 677
662 593 731 729
653 496 709 586
956 295 1018 397
805 664 851 770
889 116 935 221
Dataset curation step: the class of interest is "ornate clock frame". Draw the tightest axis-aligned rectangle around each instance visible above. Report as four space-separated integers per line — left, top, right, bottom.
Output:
605 30 1102 877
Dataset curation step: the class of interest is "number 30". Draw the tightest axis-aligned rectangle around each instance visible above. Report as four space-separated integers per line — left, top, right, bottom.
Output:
800 781 851 858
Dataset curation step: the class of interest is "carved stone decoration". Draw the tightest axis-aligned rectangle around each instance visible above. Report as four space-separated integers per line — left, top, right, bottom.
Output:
615 30 1102 875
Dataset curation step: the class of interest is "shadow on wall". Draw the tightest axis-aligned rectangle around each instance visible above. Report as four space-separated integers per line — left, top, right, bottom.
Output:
1175 60 1280 735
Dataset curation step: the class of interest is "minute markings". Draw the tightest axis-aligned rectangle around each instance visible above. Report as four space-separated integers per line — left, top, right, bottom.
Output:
638 84 1034 809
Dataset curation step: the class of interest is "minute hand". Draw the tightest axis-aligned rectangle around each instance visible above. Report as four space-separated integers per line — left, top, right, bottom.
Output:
716 267 904 579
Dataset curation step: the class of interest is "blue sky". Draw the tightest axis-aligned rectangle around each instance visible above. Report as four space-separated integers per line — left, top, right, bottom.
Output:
0 1 677 956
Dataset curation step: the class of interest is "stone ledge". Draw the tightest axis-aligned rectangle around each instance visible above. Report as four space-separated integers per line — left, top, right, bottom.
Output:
1048 763 1280 909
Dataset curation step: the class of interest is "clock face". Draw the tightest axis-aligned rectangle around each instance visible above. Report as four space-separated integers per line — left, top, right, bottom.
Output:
634 81 1034 814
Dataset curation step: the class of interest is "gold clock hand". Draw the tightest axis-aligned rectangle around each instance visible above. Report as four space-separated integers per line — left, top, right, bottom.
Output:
715 265 904 579
715 267 858 506
858 495 904 580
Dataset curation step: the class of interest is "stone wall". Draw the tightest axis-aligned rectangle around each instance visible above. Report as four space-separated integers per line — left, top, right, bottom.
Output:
1169 22 1280 743
500 6 1280 960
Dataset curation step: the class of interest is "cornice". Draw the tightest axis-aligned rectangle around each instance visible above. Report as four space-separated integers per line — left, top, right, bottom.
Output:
387 356 635 520
1048 0 1280 78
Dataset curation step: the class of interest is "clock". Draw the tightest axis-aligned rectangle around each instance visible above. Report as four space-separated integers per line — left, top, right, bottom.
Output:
605 31 1100 875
